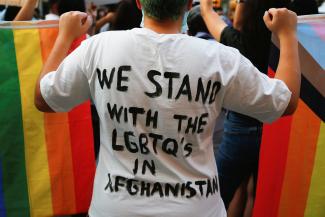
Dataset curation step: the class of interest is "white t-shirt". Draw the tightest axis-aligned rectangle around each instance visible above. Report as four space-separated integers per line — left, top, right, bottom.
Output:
40 28 291 217
45 13 59 20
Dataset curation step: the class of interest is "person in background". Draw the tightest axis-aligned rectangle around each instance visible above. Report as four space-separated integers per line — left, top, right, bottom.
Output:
94 7 116 33
110 0 142 30
200 0 292 216
45 0 59 20
319 0 325 13
95 0 142 33
187 4 214 39
227 0 237 22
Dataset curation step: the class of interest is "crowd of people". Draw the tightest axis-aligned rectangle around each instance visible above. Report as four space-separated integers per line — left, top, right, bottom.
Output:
0 0 322 217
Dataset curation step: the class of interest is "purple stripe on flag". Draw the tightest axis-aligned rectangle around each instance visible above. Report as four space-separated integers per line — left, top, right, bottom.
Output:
297 23 325 69
0 159 6 217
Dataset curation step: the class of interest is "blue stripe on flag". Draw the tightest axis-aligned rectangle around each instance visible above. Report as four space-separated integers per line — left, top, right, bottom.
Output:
297 23 325 69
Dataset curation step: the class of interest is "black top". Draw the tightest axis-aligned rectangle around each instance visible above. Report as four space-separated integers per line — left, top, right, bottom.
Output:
220 26 271 75
220 25 272 125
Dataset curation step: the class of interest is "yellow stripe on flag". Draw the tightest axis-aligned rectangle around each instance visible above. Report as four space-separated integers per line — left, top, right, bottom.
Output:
305 122 325 217
13 28 53 217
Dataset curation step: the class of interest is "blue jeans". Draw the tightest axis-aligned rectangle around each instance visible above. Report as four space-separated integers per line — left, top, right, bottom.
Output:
216 111 262 208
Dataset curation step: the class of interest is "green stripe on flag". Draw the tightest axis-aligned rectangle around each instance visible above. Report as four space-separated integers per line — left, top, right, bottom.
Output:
0 29 30 217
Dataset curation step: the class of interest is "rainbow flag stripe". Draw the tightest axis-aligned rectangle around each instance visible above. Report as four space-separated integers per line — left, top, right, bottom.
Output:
254 15 325 217
0 21 96 217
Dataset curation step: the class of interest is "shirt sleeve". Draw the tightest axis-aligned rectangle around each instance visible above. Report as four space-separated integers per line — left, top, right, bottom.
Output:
40 40 91 112
221 48 292 123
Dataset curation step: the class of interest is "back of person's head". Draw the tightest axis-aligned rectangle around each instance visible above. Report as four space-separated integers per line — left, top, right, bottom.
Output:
110 0 142 30
57 0 86 15
187 5 209 36
140 0 188 21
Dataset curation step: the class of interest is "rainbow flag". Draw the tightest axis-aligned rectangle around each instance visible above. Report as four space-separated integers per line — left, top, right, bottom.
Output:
0 21 96 217
254 15 325 217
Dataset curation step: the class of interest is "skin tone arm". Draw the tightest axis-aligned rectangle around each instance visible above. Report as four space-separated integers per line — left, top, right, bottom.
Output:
201 0 300 115
263 8 300 115
14 0 38 21
233 1 245 31
200 0 227 41
95 12 115 32
34 11 92 112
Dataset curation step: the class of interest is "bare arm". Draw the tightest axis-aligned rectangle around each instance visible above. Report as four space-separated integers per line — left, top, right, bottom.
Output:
34 11 92 112
233 1 245 31
264 8 301 115
14 0 38 21
200 0 228 41
95 12 115 32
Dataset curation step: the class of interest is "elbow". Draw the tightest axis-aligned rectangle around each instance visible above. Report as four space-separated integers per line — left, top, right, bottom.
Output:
34 93 54 113
35 81 54 112
283 98 299 116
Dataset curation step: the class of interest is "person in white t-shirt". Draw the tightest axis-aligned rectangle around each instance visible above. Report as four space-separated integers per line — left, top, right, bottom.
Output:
34 0 300 216
45 0 60 20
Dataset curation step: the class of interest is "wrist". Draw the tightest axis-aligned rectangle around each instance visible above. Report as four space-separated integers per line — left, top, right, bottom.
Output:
278 31 297 42
57 34 75 48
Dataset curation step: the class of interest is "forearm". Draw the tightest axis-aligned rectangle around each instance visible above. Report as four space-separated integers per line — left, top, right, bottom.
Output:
201 9 228 42
95 16 110 32
35 36 74 112
233 3 245 31
14 0 38 21
41 36 73 77
275 34 301 115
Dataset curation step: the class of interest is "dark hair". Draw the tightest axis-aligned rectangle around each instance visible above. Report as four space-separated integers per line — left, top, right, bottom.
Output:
187 5 209 36
238 0 290 74
241 0 290 33
4 6 21 21
110 0 142 30
57 0 86 15
289 0 318 15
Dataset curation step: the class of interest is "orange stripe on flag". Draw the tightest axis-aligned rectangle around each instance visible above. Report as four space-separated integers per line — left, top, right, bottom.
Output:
278 100 321 217
39 28 77 215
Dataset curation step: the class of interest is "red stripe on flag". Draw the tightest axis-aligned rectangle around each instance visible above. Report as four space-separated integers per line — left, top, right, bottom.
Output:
253 116 293 217
69 101 95 212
